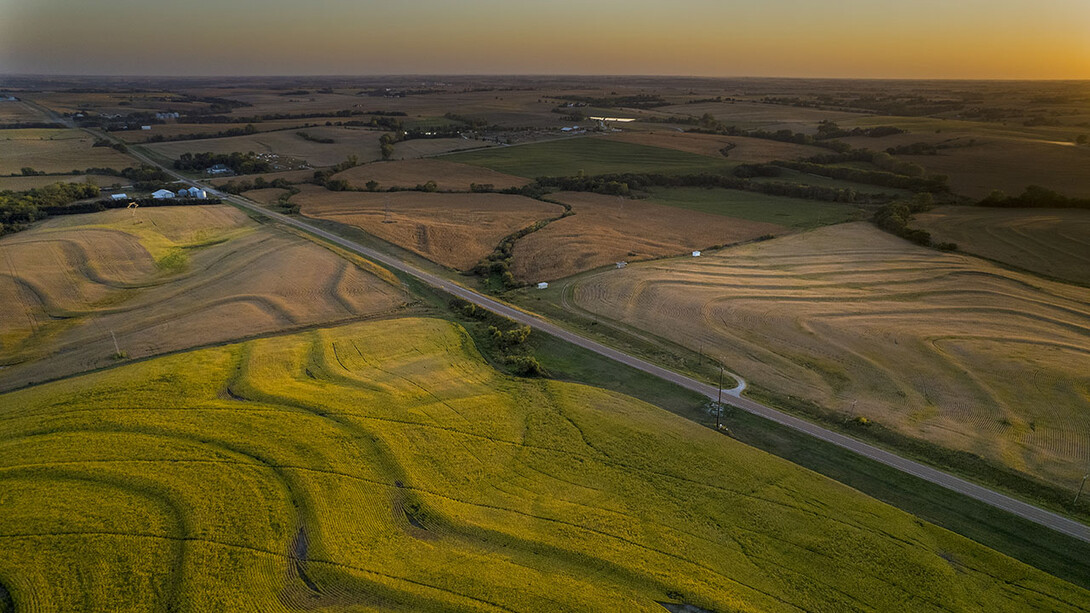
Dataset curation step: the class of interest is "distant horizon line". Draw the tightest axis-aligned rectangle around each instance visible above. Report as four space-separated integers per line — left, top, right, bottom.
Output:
2 72 1088 83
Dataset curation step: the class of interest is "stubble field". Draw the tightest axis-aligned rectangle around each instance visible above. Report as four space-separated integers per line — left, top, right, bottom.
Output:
510 192 785 282
568 222 1090 487
0 205 408 390
0 316 1085 612
292 186 560 270
0 129 136 175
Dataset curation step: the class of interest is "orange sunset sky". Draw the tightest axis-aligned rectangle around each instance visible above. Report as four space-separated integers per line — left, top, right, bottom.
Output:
2 0 1088 78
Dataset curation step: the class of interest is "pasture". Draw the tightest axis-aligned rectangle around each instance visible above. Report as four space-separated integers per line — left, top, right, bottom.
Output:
142 126 384 168
914 206 1090 285
0 316 1085 611
511 192 784 282
568 222 1090 487
332 159 530 191
291 186 560 270
0 101 48 124
0 205 407 390
447 137 734 178
646 186 867 228
0 129 136 175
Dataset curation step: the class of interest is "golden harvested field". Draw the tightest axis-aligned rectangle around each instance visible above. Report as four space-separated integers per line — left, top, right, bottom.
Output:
569 222 1090 486
0 101 47 123
0 129 137 175
0 205 408 390
332 159 530 191
241 187 291 205
143 126 384 168
293 185 559 270
604 131 828 162
512 192 785 282
914 206 1090 285
0 174 121 191
1 316 1085 611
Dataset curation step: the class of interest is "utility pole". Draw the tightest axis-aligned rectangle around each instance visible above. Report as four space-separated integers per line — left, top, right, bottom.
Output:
716 364 724 429
1076 469 1090 505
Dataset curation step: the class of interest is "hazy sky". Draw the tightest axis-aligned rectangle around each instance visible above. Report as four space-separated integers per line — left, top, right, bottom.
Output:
2 0 1088 78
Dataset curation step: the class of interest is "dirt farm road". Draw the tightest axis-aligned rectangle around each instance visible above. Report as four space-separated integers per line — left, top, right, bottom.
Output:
121 143 1090 546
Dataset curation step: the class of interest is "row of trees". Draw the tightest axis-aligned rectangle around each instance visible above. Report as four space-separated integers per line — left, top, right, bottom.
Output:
173 152 271 174
773 160 947 192
979 185 1090 209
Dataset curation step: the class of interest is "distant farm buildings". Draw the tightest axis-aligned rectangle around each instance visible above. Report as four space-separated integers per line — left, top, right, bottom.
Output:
179 187 207 199
155 112 180 120
206 164 232 175
140 125 152 131
151 189 175 199
110 193 128 201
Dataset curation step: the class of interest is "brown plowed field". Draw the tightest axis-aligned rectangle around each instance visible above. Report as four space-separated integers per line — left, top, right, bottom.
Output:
332 159 529 191
511 192 785 282
292 186 559 269
914 206 1090 286
568 222 1090 486
0 205 407 390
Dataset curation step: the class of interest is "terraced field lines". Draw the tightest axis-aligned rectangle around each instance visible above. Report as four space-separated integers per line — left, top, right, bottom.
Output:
1 317 1086 611
569 222 1090 487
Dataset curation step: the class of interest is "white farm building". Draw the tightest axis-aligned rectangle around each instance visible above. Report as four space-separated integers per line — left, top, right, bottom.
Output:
151 189 175 200
110 193 128 201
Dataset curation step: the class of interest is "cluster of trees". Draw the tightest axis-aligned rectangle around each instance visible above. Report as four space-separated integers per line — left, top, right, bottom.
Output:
91 138 128 153
773 161 947 192
815 120 905 139
173 152 271 174
687 115 852 153
0 182 100 236
872 194 955 250
379 132 401 160
450 299 545 377
473 213 570 289
0 121 64 129
799 149 927 177
296 131 335 144
311 155 361 190
979 185 1090 209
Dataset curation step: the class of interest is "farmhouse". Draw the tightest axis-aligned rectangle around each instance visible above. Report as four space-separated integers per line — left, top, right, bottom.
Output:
151 189 175 199
110 193 128 201
207 164 232 175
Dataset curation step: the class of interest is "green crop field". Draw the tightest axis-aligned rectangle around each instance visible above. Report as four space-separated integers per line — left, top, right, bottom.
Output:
447 137 735 178
646 186 867 228
0 316 1086 612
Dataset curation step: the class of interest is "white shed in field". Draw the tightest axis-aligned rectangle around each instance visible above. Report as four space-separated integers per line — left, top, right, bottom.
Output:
110 193 128 201
692 251 702 257
537 282 549 290
151 189 175 199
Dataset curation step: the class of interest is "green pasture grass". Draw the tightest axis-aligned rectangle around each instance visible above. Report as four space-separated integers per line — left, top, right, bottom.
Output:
646 186 867 228
447 137 735 178
0 317 1086 611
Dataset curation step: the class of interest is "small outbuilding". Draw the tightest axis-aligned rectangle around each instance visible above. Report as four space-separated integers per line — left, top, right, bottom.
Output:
616 261 627 269
110 193 128 201
151 189 175 199
180 186 207 199
537 282 549 290
140 125 152 131
692 251 702 257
